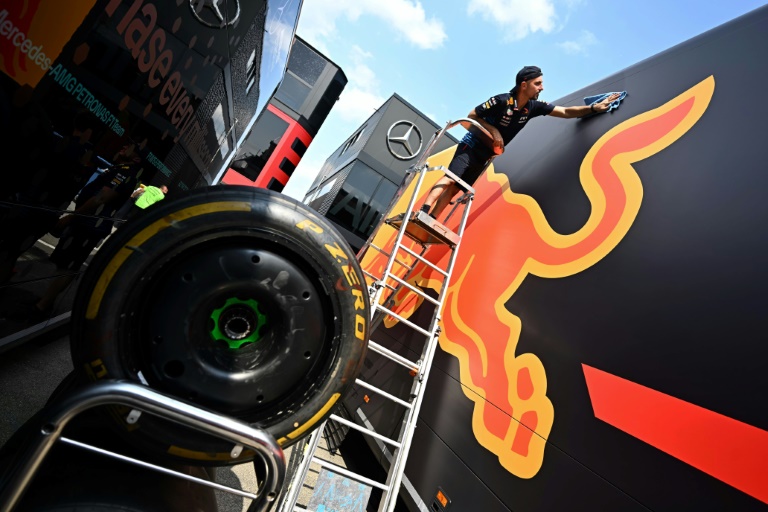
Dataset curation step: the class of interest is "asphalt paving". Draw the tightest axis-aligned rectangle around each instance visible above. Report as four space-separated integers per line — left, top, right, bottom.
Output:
0 333 262 512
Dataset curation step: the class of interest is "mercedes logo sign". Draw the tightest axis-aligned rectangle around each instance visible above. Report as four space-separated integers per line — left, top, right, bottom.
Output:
386 120 423 160
189 0 241 29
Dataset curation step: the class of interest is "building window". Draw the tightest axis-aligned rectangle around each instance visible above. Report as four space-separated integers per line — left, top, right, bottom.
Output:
291 138 308 157
327 163 389 239
275 72 311 112
267 177 284 192
287 40 325 86
308 177 337 209
230 110 289 180
279 157 296 176
245 49 257 94
360 178 397 238
212 103 230 160
340 126 365 155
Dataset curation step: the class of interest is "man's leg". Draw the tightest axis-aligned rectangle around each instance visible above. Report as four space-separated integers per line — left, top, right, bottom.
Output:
429 181 460 220
421 176 457 217
35 273 76 313
420 143 482 219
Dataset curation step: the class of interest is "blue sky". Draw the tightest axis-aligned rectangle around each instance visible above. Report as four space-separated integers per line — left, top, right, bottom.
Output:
281 0 766 200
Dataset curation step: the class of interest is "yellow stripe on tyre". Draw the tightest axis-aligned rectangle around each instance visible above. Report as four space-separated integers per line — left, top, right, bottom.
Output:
86 202 252 319
277 393 341 446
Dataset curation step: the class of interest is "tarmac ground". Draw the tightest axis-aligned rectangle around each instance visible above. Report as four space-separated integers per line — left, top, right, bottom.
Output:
0 332 345 511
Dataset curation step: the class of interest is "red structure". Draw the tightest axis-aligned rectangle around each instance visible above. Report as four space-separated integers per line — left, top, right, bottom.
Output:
221 104 312 189
221 37 346 192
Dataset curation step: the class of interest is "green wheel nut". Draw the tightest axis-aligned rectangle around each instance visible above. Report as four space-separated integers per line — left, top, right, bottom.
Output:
210 297 267 349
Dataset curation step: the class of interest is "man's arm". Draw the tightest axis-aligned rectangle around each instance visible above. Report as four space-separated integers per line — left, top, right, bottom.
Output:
75 187 117 215
549 93 621 119
55 186 117 229
463 109 504 154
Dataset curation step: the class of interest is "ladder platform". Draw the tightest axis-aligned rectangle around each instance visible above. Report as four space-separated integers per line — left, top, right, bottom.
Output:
385 210 460 247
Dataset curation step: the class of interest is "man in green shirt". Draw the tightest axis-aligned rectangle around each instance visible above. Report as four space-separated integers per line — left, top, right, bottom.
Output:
133 184 168 209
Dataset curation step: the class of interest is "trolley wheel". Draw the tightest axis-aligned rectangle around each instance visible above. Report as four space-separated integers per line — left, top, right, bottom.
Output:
70 186 369 464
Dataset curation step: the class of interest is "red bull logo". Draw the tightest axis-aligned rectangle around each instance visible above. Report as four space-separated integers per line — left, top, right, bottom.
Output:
361 76 715 478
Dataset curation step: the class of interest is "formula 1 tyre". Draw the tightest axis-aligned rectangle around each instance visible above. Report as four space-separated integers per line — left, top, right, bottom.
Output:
70 186 369 465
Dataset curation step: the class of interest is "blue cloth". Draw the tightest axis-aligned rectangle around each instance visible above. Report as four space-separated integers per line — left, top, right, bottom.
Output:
583 91 627 113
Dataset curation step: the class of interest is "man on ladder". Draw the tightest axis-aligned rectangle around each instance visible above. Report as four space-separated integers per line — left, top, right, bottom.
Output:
420 65 620 220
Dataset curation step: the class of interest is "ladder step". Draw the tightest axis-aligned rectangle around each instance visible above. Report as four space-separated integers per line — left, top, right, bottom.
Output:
374 304 432 338
355 378 413 409
329 413 401 448
385 274 439 306
369 243 413 270
368 242 389 255
367 341 420 371
310 457 389 491
398 244 449 276
362 272 397 292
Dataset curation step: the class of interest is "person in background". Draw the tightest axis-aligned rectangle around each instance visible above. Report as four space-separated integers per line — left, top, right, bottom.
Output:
132 184 168 210
28 144 144 320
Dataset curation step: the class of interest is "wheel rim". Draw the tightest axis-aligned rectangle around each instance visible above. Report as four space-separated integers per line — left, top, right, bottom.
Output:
125 234 335 417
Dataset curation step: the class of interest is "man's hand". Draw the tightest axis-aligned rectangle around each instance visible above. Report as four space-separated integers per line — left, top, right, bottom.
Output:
492 133 504 155
468 111 505 154
592 93 622 113
55 214 73 231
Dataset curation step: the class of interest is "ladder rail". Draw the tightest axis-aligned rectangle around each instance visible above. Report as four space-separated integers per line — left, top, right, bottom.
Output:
281 118 493 512
372 167 478 334
367 165 429 316
378 327 443 512
276 426 324 512
378 150 482 512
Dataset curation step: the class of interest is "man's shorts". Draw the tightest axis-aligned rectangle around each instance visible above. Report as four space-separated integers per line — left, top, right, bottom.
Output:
447 143 493 186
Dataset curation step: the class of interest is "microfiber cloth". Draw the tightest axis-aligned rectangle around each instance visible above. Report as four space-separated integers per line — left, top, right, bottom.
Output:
583 91 627 113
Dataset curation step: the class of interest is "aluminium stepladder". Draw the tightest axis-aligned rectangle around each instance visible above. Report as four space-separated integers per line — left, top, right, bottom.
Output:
278 118 496 512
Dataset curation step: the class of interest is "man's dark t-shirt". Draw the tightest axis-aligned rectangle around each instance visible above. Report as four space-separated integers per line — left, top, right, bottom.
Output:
76 164 140 210
461 93 555 158
50 162 141 271
74 162 141 234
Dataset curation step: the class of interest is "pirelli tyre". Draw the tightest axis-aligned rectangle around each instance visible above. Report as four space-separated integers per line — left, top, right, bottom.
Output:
70 186 369 465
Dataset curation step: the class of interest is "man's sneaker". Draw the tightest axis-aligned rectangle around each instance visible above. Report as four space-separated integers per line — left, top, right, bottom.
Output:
419 204 437 219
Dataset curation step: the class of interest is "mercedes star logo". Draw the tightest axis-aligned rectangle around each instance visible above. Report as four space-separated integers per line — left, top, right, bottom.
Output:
189 0 241 29
386 120 423 160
